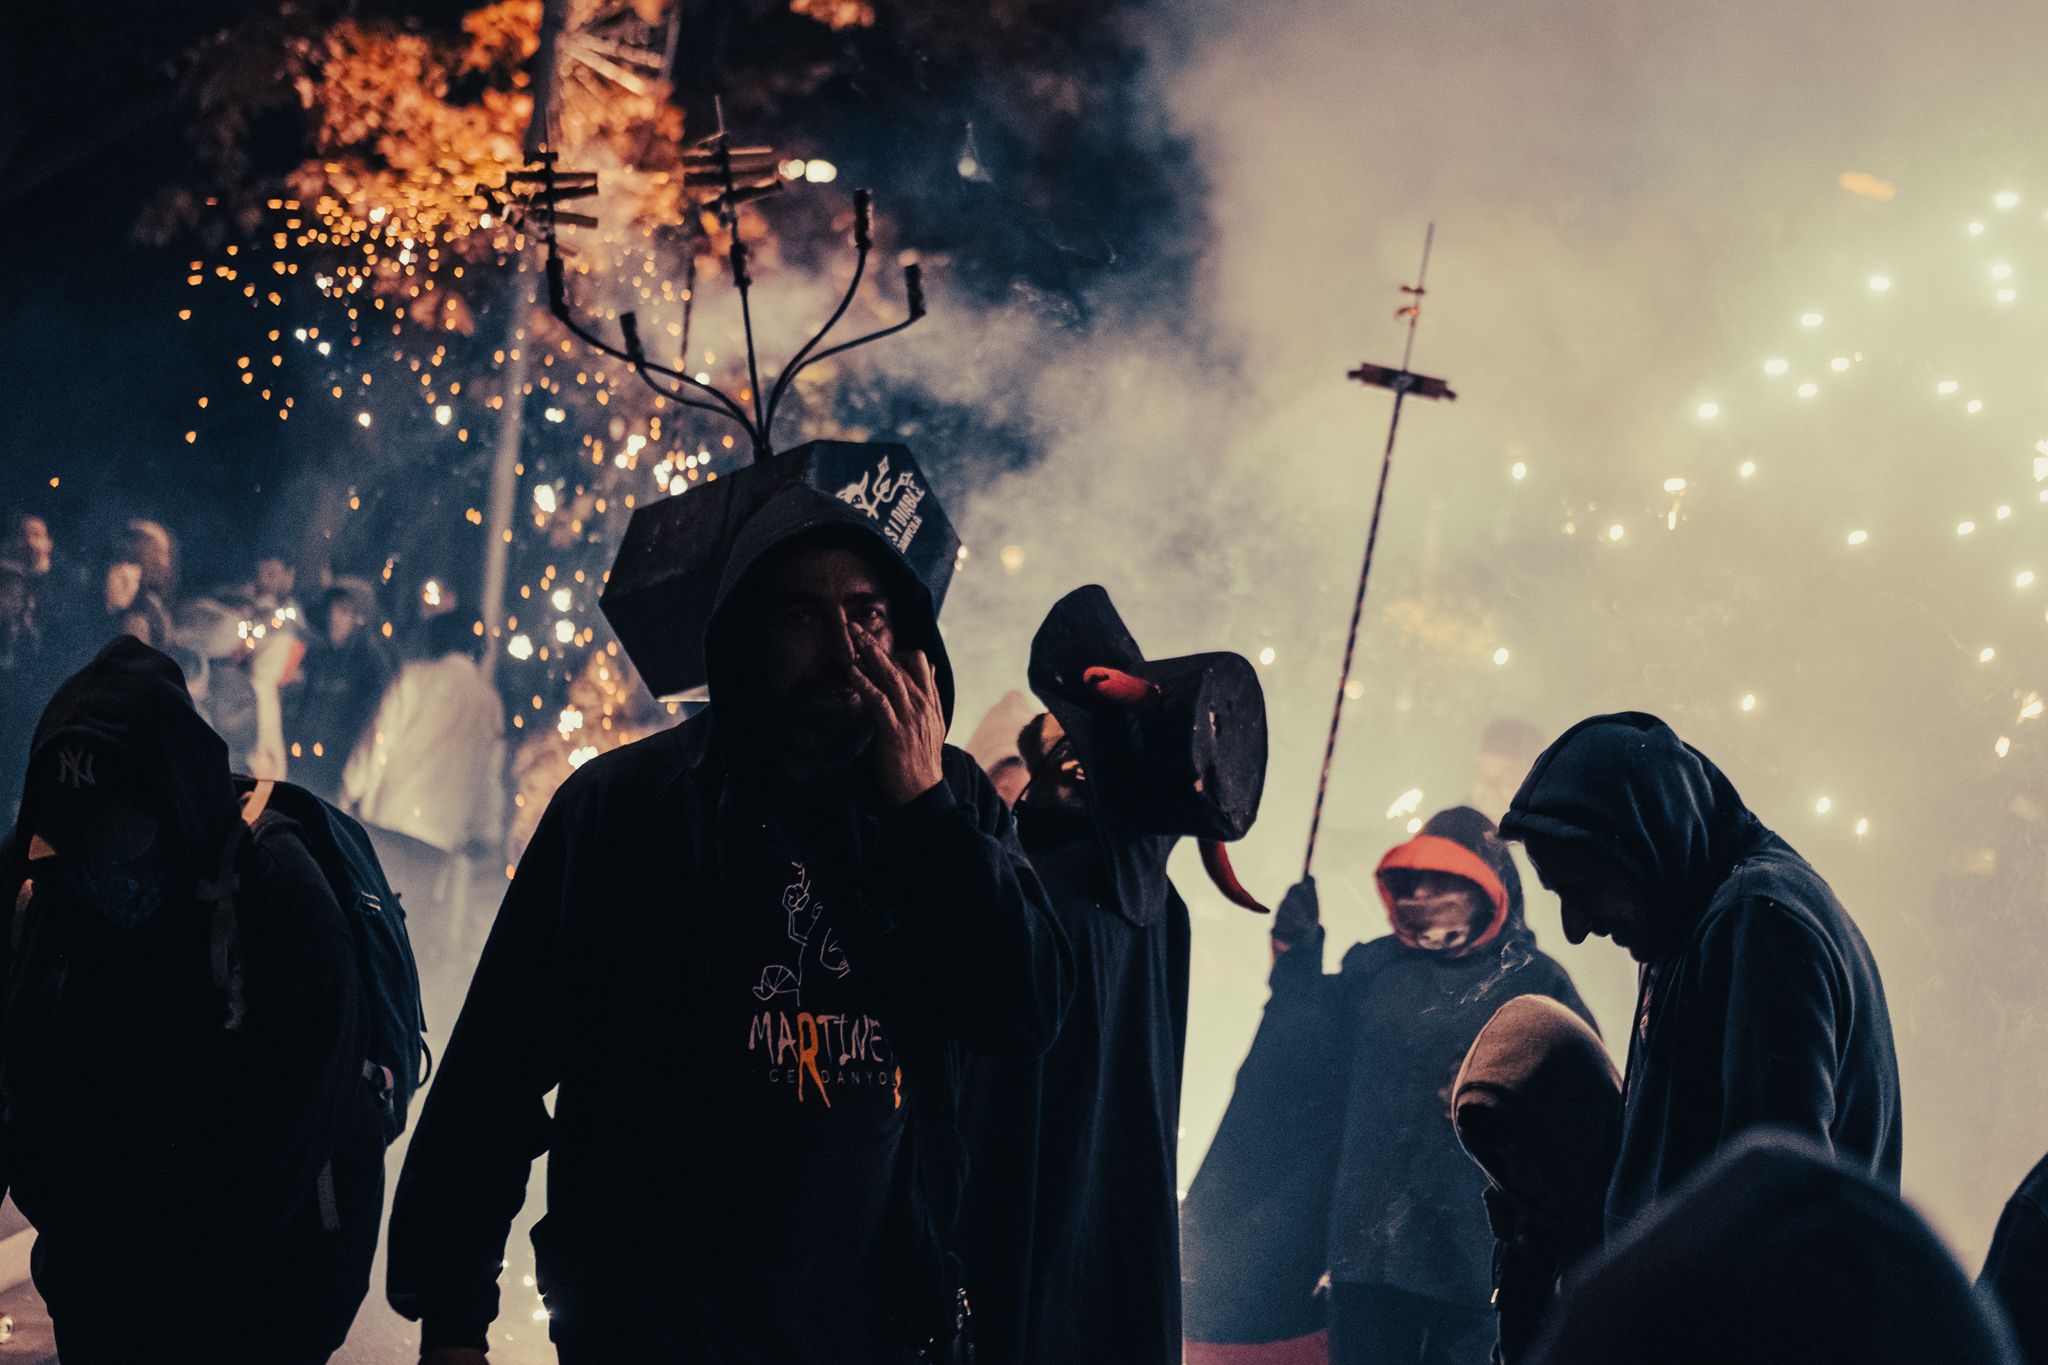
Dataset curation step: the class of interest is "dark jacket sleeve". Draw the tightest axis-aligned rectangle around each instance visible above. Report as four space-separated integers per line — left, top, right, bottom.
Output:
386 795 572 1349
1695 898 1844 1151
859 749 1072 1059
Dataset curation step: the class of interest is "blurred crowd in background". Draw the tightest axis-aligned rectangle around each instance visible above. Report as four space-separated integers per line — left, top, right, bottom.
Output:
0 507 666 982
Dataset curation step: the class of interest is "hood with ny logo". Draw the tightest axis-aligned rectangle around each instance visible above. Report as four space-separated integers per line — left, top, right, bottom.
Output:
14 636 240 897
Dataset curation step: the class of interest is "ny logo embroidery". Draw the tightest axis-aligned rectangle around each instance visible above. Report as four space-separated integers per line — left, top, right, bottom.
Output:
57 745 96 790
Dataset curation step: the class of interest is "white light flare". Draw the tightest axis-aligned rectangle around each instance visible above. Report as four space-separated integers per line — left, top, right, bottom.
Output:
1386 787 1425 820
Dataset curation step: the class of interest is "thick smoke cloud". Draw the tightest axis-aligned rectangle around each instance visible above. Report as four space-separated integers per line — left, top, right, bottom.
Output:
872 0 2048 1263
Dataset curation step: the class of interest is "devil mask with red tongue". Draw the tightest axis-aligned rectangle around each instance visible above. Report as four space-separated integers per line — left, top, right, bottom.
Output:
1023 584 1270 926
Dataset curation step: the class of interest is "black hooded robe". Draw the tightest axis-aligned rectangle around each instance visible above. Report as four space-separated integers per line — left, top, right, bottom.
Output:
1500 712 1901 1235
386 486 1072 1362
953 583 1266 1365
0 639 379 1364
954 803 1192 1365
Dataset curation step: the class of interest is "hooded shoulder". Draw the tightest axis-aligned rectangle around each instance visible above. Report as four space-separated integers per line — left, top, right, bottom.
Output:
1687 832 1863 982
1709 834 1839 920
1501 712 1764 911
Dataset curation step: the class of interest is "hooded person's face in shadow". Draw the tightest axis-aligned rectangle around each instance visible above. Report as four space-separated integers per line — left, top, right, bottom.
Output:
37 788 174 929
745 540 897 780
1524 837 1664 963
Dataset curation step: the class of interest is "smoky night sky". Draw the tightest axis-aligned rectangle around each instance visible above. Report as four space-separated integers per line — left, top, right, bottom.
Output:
6 0 2048 1271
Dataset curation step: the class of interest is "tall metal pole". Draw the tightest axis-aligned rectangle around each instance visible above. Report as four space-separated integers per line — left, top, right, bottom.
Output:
479 0 570 682
1301 225 1438 880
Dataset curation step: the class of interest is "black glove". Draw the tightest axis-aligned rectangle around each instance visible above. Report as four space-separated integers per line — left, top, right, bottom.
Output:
1272 875 1320 948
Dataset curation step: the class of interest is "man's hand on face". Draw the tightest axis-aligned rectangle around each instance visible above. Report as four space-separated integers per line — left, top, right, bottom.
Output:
848 626 946 806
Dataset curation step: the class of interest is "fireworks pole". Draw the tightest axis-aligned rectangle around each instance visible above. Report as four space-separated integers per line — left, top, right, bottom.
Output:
479 0 571 685
1301 224 1457 881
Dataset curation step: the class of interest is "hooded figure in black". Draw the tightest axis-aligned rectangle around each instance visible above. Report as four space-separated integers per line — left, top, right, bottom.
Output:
953 585 1267 1365
1184 806 1591 1365
1981 1153 2048 1363
386 484 1071 1364
1498 712 1901 1235
1528 1129 2018 1365
0 638 379 1364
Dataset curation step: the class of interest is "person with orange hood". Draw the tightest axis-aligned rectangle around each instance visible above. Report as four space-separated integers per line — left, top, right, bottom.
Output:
1187 807 1593 1365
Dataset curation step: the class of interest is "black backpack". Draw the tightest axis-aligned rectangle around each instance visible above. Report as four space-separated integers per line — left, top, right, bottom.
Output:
225 777 430 1144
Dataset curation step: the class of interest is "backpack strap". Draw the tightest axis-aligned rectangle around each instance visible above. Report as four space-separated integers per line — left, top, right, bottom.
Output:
197 794 272 1033
9 837 53 954
241 779 277 826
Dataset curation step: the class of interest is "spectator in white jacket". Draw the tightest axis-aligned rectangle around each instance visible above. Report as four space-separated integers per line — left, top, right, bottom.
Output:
343 609 506 973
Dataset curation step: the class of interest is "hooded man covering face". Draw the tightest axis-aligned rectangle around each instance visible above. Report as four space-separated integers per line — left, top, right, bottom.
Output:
387 485 1072 1365
1498 712 1902 1235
